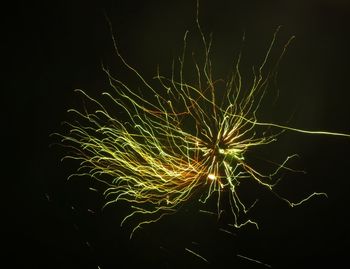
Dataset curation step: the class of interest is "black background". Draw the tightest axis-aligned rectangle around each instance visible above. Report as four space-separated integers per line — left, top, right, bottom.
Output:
5 0 350 268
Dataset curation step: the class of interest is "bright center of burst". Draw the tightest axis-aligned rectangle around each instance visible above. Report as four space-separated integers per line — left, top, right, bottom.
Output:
203 134 244 186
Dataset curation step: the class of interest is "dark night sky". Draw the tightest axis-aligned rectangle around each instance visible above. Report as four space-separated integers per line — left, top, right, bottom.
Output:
5 0 350 268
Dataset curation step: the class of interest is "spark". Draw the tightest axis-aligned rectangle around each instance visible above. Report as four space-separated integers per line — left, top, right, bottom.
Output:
89 187 99 192
87 209 96 214
237 253 272 268
219 228 236 236
185 248 208 263
199 210 216 215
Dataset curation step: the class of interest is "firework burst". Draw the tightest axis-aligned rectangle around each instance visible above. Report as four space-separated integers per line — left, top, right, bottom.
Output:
54 7 350 238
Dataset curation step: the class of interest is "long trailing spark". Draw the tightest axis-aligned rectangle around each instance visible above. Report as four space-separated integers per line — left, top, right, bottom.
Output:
54 3 350 238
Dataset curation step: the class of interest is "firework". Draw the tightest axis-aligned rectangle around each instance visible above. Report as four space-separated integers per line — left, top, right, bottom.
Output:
54 8 349 238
